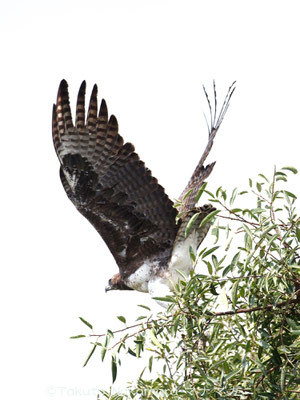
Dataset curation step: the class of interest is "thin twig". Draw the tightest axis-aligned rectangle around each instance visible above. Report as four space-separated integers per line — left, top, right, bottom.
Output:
218 210 260 228
89 319 153 338
189 351 200 400
255 364 280 388
163 352 174 380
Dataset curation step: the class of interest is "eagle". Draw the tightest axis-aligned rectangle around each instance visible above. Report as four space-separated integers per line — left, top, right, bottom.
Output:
52 80 235 303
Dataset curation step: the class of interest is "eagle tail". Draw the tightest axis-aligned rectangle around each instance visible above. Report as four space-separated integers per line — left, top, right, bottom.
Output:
178 81 236 212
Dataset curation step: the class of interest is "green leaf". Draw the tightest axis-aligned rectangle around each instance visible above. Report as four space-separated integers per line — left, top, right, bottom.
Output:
231 208 242 213
128 347 136 357
79 317 93 330
278 345 291 354
212 254 218 269
290 329 300 336
259 173 269 182
221 190 227 201
152 296 176 303
101 345 107 361
70 335 86 339
296 227 300 242
231 251 241 267
284 190 297 199
148 355 153 372
275 171 287 177
205 189 215 198
245 232 253 251
272 190 282 202
208 359 226 370
225 237 233 251
199 209 220 227
106 329 114 339
183 188 194 200
176 268 189 281
222 264 233 277
242 223 252 237
280 366 285 391
137 304 151 311
259 340 270 349
202 246 220 258
111 355 117 383
282 166 298 174
261 224 277 236
173 201 182 208
225 369 240 381
83 344 97 367
149 330 163 349
185 212 200 237
216 186 223 197
286 318 300 330
212 225 220 244
276 176 287 182
229 187 238 206
189 245 196 262
175 211 185 223
210 283 219 295
195 182 207 203
136 315 147 321
117 316 126 324
218 288 229 309
206 261 213 275
135 340 142 358
231 281 238 308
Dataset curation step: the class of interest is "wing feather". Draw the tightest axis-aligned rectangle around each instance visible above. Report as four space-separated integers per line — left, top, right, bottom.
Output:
53 80 178 278
86 84 98 130
75 81 86 129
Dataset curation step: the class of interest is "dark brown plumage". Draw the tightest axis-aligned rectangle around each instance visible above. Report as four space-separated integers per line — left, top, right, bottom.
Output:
52 80 235 297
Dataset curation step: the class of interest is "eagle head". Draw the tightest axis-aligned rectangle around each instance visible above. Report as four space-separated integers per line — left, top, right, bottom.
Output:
105 273 133 292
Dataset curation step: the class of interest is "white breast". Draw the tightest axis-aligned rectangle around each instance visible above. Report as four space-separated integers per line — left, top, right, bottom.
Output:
147 232 198 308
168 230 197 278
124 260 154 292
124 232 197 300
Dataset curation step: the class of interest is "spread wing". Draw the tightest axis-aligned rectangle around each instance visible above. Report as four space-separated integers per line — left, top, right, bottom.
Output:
178 81 236 213
52 80 179 278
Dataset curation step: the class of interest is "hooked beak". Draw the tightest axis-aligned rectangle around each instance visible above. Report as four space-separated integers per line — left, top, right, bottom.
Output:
105 280 113 292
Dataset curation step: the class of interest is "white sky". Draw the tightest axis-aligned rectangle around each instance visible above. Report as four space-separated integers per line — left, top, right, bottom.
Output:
1 0 299 399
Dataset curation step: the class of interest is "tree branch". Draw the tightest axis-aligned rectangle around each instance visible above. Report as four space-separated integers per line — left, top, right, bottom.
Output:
212 290 299 317
189 351 200 400
89 290 299 341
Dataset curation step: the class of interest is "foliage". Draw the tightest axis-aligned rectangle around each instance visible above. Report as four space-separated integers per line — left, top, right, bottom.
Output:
72 167 300 399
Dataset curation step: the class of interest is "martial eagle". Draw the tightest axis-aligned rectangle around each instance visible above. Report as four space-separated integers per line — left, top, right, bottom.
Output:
52 80 235 302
